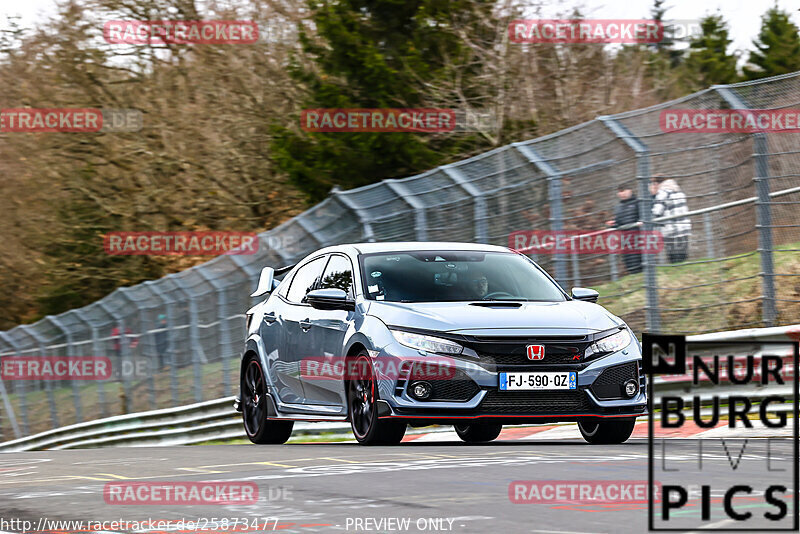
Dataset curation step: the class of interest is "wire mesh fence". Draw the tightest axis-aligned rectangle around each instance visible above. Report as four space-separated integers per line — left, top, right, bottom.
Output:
1 72 800 440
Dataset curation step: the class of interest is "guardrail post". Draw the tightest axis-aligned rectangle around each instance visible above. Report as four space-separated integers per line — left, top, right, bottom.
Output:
172 274 205 403
599 116 661 332
440 165 488 244
19 325 60 428
0 332 22 438
73 309 109 418
45 316 82 423
512 143 568 288
385 179 428 241
715 86 777 327
98 301 133 414
145 281 179 407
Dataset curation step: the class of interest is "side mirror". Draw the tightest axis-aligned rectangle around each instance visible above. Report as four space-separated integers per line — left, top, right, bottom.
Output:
250 267 275 298
306 288 355 311
571 287 599 303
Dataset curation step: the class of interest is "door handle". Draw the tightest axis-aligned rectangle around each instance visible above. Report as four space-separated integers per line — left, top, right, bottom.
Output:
263 312 277 324
300 319 312 331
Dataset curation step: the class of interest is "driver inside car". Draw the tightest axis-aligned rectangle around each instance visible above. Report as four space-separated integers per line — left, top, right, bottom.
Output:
468 270 489 299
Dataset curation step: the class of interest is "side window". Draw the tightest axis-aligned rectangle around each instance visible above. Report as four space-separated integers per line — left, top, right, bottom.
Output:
286 257 326 303
318 255 354 296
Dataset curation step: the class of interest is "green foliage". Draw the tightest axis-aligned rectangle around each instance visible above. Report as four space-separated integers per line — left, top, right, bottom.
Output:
744 5 800 80
682 14 738 90
270 0 492 202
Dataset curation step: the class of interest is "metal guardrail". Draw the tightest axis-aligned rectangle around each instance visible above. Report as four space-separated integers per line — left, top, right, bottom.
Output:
0 325 795 452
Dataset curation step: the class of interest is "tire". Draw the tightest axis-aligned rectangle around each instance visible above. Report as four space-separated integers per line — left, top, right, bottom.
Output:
454 423 502 443
578 418 636 444
347 352 406 445
241 356 293 444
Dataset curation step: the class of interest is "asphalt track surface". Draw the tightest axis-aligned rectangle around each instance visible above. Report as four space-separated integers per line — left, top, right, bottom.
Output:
0 433 796 534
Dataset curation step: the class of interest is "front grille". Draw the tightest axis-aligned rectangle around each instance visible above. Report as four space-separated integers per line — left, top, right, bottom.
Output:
479 346 584 366
479 390 591 414
459 336 591 367
590 362 638 400
409 364 479 402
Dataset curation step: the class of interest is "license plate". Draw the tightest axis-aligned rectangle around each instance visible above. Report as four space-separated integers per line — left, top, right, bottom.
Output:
499 371 577 391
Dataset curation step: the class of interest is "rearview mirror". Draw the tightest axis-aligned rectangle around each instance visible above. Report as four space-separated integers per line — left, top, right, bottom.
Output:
571 287 599 303
306 288 355 311
250 267 275 298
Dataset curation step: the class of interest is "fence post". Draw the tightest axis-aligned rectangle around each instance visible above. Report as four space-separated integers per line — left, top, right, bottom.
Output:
293 214 326 249
73 309 108 419
172 274 205 403
609 253 619 282
571 250 581 287
145 281 179 407
98 301 133 414
599 116 661 332
19 325 60 428
714 86 777 327
331 188 376 242
119 287 157 410
441 165 488 244
196 269 234 397
45 316 82 423
385 179 428 241
512 142 568 288
0 332 22 438
703 212 715 258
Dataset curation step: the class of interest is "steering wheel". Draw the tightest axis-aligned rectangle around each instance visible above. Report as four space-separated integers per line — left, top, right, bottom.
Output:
483 291 514 300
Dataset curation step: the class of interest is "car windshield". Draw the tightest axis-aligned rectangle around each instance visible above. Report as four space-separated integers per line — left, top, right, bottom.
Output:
359 250 566 302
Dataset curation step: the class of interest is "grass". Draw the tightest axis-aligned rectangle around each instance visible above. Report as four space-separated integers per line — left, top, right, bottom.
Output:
594 242 800 334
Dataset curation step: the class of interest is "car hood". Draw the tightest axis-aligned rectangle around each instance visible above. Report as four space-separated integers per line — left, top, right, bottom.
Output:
365 300 623 336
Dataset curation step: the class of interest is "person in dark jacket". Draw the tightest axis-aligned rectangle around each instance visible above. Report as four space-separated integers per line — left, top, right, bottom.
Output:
607 182 642 274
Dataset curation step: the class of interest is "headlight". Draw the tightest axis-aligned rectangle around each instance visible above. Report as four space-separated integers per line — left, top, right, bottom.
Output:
586 328 632 358
389 329 463 355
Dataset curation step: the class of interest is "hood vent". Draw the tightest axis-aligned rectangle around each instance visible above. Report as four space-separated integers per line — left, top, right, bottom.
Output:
468 302 523 308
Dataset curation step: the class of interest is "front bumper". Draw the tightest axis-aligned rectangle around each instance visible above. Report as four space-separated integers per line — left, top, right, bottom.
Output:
373 335 648 424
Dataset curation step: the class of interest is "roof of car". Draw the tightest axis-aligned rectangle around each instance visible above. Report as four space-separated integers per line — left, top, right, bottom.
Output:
347 242 512 254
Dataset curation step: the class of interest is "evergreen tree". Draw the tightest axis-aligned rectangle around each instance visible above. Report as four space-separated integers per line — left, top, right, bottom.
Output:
682 14 738 90
270 0 493 202
744 5 800 80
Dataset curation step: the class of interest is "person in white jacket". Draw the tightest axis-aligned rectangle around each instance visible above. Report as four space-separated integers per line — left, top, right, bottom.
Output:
650 175 691 263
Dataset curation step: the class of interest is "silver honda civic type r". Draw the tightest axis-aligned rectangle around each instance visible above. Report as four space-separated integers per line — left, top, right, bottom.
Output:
235 242 647 445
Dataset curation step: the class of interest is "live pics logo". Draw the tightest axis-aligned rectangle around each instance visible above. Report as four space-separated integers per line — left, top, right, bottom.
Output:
644 334 799 531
